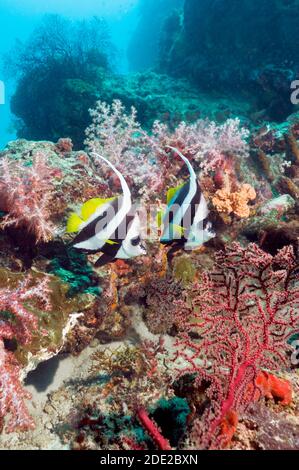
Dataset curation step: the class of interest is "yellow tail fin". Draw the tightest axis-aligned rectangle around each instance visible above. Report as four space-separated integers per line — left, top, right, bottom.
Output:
172 223 185 237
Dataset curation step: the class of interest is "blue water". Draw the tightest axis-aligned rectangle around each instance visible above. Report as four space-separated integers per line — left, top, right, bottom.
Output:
0 0 140 149
1 0 298 149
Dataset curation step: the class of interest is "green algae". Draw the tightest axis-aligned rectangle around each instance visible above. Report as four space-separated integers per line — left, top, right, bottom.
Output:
49 248 101 297
151 397 190 447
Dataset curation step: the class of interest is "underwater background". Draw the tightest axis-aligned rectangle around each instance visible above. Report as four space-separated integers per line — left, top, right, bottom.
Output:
0 0 298 451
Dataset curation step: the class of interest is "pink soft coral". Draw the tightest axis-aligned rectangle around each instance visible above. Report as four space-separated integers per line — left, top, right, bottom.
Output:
174 243 299 449
85 100 165 197
0 344 35 433
152 117 249 176
0 275 51 432
0 153 57 242
84 100 249 200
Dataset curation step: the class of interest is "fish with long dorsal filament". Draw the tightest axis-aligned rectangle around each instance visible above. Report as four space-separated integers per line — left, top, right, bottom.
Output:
67 152 146 267
159 146 215 251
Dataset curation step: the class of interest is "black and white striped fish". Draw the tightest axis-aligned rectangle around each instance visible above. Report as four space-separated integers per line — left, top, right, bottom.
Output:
67 153 146 267
160 147 215 250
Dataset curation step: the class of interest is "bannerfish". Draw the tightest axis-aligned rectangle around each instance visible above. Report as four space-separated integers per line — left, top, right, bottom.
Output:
67 152 146 267
159 146 215 251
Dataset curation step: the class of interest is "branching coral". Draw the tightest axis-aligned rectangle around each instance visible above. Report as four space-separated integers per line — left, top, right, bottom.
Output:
84 99 250 200
174 242 299 449
152 117 249 176
0 275 52 432
90 339 172 413
0 153 58 242
85 99 164 197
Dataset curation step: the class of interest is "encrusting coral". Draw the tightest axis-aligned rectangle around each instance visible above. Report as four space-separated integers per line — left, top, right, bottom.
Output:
212 183 257 218
139 275 185 335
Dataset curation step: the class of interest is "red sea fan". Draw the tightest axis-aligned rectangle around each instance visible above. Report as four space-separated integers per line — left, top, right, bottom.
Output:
0 153 56 243
174 242 299 449
136 407 172 450
0 275 52 432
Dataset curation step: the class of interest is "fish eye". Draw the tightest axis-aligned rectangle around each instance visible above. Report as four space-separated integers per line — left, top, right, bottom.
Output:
131 236 141 246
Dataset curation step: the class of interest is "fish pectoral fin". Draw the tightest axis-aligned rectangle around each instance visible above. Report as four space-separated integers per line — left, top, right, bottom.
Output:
172 224 186 237
166 183 185 205
105 239 119 245
66 213 84 233
81 197 115 221
95 253 115 267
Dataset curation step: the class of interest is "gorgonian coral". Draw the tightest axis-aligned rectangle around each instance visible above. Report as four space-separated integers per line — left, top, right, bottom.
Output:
0 153 58 242
0 275 51 432
136 407 172 451
174 242 299 449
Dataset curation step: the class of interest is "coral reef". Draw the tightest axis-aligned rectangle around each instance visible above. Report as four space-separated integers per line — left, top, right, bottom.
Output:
128 0 184 72
136 275 185 335
160 0 299 121
136 407 172 450
0 94 298 451
0 346 34 434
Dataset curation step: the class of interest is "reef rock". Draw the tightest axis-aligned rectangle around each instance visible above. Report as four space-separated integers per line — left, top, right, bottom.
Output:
160 0 299 121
